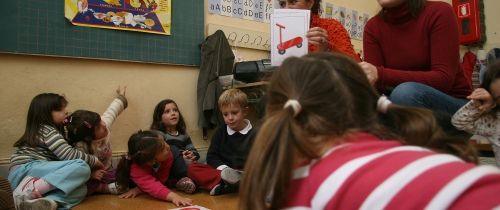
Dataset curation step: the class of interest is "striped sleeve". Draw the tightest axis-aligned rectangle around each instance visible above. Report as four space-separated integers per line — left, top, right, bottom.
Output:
283 134 500 210
41 125 98 167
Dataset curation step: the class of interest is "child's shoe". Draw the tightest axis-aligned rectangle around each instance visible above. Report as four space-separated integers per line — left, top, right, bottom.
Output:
221 167 241 185
13 176 42 209
209 182 238 196
107 182 121 195
175 177 196 194
19 197 57 210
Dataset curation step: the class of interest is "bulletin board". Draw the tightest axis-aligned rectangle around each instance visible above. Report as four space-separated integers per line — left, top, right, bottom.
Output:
0 0 204 66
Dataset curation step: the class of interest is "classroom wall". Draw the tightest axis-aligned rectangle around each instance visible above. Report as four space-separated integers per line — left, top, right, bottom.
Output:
0 0 498 172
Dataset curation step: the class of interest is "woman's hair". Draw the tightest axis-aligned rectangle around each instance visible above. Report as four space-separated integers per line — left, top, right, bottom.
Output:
278 0 322 15
239 52 476 210
218 88 248 109
150 99 186 134
115 130 166 191
65 110 102 149
14 93 68 147
378 0 426 18
309 0 322 15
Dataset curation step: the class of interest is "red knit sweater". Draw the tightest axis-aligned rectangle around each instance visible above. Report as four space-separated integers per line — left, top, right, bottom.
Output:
363 1 471 98
310 15 360 62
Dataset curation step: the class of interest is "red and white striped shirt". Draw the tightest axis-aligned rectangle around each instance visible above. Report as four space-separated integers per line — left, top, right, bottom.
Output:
283 133 500 210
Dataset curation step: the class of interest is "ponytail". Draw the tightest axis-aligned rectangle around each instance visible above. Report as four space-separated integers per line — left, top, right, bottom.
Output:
240 110 308 210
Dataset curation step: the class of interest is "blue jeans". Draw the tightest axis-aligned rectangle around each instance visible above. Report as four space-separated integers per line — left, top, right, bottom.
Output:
389 82 468 115
9 160 91 210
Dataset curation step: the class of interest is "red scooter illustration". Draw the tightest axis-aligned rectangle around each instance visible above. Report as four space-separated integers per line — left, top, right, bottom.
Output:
276 23 303 55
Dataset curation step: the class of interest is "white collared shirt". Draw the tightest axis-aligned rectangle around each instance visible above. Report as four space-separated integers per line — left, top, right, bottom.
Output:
226 119 252 135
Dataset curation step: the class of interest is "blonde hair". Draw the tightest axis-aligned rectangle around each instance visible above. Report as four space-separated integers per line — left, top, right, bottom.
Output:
218 88 248 109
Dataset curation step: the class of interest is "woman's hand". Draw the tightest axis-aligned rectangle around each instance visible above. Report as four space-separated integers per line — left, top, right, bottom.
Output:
359 62 379 85
119 187 143 199
167 192 193 206
467 88 496 112
307 27 329 52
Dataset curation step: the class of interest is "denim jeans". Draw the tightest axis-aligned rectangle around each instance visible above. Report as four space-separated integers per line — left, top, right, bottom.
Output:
389 82 468 115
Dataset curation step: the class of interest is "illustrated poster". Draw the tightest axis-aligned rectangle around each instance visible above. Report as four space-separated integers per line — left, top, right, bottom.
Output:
65 0 171 35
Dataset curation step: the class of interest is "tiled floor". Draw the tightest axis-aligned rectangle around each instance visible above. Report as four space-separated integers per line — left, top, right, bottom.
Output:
73 191 238 210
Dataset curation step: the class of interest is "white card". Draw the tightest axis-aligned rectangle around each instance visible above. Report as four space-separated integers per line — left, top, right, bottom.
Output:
270 9 310 66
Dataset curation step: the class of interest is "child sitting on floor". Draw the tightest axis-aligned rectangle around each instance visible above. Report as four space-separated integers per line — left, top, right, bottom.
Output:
150 99 198 193
188 89 256 196
453 60 500 166
115 130 193 207
65 86 127 194
9 93 103 210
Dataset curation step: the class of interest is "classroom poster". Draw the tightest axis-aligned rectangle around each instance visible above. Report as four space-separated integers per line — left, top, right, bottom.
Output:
271 9 309 66
208 0 274 23
65 0 171 35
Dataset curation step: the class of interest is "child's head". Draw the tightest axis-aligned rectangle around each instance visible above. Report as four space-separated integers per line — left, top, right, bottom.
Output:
239 52 475 210
218 89 249 131
66 110 107 145
127 130 170 165
150 99 186 134
481 59 500 106
15 93 68 147
116 130 170 191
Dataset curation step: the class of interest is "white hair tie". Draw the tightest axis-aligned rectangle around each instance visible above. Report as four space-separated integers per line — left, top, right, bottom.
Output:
377 95 392 113
283 99 302 117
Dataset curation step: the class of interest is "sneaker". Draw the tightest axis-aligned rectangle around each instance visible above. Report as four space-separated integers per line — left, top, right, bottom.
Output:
220 167 241 185
175 177 196 194
13 176 42 209
209 182 238 196
19 198 57 210
107 182 122 195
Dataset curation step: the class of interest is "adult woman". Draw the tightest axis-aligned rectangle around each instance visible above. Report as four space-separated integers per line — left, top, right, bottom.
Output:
239 53 499 210
360 0 471 115
279 0 360 61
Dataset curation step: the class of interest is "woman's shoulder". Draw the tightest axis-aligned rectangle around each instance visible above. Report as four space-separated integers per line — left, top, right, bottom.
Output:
423 1 454 15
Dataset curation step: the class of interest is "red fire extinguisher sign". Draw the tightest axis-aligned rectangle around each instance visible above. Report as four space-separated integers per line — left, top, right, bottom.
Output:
452 0 481 45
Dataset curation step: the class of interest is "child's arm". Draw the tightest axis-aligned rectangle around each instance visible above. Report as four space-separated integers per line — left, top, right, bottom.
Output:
452 88 496 135
183 135 200 161
101 86 128 128
41 125 100 168
129 156 173 201
206 127 227 169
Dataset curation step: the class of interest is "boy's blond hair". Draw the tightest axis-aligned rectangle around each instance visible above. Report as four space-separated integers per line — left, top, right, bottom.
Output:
218 89 248 109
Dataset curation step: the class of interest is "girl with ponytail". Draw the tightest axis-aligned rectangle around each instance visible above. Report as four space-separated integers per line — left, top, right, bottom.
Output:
240 53 499 210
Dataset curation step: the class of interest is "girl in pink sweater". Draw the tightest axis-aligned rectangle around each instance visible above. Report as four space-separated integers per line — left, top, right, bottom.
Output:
115 130 192 207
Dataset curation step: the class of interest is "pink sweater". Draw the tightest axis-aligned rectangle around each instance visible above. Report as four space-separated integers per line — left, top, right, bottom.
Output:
285 133 500 209
130 152 174 200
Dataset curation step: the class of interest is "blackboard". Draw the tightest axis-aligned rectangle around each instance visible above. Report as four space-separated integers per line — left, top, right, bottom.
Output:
0 0 204 66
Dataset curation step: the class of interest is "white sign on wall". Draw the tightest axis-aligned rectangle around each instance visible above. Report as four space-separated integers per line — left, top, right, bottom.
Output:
208 0 274 23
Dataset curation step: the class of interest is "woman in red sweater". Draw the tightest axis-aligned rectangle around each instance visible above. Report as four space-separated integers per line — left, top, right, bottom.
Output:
360 0 471 115
279 0 360 61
